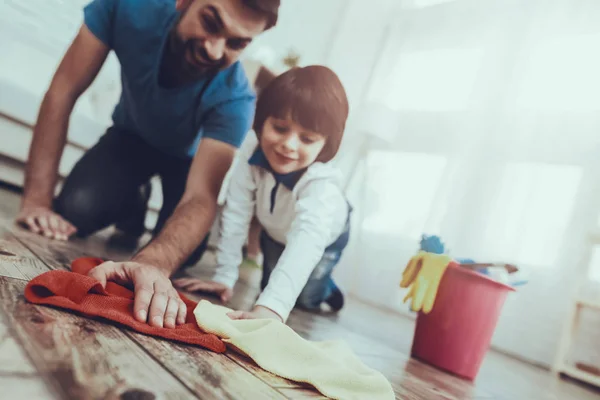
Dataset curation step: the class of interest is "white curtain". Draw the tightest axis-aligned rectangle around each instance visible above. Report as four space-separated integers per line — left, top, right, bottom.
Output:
337 0 600 367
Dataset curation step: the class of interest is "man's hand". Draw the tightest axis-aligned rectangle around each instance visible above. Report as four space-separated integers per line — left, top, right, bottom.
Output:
16 206 77 240
227 305 282 322
88 261 187 328
173 277 233 303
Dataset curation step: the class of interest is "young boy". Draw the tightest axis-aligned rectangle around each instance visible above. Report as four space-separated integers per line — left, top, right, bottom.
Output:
175 65 351 322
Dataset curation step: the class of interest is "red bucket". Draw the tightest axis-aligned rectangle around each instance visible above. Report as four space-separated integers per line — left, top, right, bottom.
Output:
410 261 515 380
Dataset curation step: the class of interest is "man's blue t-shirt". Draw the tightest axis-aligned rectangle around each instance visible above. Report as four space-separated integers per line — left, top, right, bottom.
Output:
83 0 256 158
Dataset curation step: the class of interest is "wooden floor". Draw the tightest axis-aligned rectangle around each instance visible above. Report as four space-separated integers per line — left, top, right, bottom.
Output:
0 187 598 400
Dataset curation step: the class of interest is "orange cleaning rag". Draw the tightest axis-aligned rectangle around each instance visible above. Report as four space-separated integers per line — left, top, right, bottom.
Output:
23 257 225 353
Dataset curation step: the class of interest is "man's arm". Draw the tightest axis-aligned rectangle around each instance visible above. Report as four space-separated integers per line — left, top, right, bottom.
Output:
133 138 237 273
88 137 237 328
18 25 109 239
173 137 258 301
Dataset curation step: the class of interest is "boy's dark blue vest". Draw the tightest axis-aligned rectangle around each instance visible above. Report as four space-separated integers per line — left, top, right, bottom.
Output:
248 148 351 252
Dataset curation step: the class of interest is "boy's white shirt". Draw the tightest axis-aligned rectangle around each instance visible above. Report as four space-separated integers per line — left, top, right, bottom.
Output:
213 132 349 321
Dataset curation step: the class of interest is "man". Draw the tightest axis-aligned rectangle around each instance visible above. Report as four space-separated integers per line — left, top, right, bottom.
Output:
16 0 279 329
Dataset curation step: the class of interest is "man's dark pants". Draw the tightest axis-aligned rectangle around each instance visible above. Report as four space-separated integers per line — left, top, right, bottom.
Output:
54 128 208 266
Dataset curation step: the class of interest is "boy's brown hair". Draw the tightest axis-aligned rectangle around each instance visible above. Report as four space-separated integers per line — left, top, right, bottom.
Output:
253 65 349 163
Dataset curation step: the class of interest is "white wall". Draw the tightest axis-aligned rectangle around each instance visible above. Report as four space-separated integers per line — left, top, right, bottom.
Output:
244 0 346 72
0 0 118 144
246 0 398 107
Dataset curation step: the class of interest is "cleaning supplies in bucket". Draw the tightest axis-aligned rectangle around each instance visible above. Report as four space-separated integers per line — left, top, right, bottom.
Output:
419 234 527 287
402 236 518 380
400 251 452 313
408 262 516 380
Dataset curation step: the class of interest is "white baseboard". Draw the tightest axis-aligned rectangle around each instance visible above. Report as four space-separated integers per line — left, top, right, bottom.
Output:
0 155 26 188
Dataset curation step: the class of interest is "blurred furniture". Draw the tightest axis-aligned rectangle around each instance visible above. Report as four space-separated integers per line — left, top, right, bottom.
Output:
552 229 600 387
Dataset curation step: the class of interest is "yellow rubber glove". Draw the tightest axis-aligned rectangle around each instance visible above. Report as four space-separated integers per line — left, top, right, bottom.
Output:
400 251 452 314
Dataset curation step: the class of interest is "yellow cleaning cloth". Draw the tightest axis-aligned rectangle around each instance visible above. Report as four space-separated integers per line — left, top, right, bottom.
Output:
400 251 452 314
193 300 395 400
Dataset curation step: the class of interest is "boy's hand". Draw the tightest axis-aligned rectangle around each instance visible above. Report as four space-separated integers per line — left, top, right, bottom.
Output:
227 306 282 322
172 277 233 303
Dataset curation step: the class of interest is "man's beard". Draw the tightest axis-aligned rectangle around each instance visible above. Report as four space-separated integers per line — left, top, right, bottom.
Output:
161 30 226 86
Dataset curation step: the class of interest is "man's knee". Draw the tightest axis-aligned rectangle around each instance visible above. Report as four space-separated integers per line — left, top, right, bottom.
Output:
55 186 107 236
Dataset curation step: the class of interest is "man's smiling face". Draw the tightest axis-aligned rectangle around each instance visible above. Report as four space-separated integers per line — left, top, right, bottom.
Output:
169 0 268 79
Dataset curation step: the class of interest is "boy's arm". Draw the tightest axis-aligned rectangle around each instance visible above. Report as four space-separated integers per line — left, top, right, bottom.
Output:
173 139 257 301
212 141 258 288
255 180 347 322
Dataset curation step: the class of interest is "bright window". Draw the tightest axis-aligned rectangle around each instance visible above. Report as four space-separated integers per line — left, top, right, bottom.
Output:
362 151 448 238
413 0 457 7
481 162 582 266
372 48 483 111
588 246 600 283
516 34 600 111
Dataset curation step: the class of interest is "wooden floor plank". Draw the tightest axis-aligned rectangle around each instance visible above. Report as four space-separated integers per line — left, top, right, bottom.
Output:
10 224 138 271
286 310 495 400
276 388 329 399
9 221 289 399
0 304 56 399
0 276 195 400
0 240 51 280
0 223 52 280
12 227 97 271
125 332 287 400
1 188 599 400
225 351 300 389
386 358 495 400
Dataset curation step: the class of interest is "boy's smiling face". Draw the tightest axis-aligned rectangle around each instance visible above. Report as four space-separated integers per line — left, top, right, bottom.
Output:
260 117 326 175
